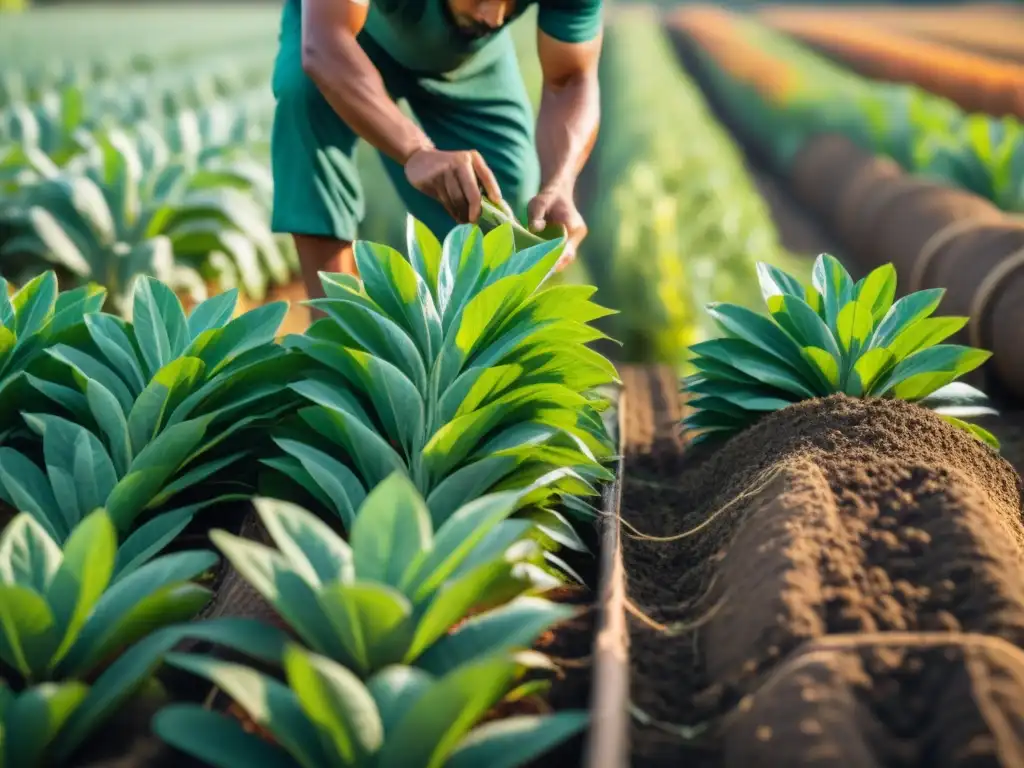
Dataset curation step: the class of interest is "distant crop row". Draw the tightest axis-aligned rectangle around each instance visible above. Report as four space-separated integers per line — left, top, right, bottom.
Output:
673 6 1024 213
585 8 805 364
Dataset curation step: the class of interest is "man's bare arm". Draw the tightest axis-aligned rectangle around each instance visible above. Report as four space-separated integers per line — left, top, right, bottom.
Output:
534 31 602 193
301 0 433 164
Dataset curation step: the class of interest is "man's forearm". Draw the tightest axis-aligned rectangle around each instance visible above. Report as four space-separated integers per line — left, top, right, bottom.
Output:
535 73 600 192
302 34 432 165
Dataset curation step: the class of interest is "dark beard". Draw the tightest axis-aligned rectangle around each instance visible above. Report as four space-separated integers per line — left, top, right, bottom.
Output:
453 20 496 39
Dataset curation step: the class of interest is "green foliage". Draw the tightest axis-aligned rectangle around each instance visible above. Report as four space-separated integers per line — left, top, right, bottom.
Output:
0 508 287 765
0 275 298 543
0 271 105 443
212 477 571 677
2 127 289 314
155 645 587 768
587 10 795 365
692 16 1024 212
268 215 617 542
684 254 999 448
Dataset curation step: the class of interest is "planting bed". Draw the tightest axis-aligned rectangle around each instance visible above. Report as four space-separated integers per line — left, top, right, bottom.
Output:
620 366 1024 767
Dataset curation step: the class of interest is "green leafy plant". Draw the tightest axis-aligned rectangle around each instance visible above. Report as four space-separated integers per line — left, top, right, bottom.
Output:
0 277 299 543
270 215 617 553
3 128 290 315
0 508 285 765
683 253 999 447
212 475 571 678
155 645 587 768
0 271 105 444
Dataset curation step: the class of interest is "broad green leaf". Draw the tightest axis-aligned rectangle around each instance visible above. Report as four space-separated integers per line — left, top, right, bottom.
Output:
132 277 189 379
836 297 875 354
802 347 840 389
416 597 573 676
0 449 64 541
350 474 432 587
254 497 355 587
855 263 897 321
877 345 991 399
153 705 298 768
63 550 216 674
0 583 58 678
113 507 196 579
366 665 433 735
0 514 62 593
886 316 967 362
208 531 346 659
376 654 521 768
404 491 521 599
868 288 945 350
318 583 415 674
161 653 330 768
46 510 117 668
445 713 589 768
4 682 89 768
285 645 385 763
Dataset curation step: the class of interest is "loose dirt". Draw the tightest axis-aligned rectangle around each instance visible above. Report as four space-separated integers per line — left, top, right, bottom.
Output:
621 369 1024 766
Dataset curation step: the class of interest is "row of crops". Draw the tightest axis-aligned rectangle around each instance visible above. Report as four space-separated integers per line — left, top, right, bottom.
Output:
1 3 1023 766
671 5 1024 213
0 226 616 764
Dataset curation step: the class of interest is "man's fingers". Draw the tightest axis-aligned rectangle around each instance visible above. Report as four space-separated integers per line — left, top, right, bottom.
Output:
527 195 549 232
456 162 482 223
471 151 503 205
444 173 469 223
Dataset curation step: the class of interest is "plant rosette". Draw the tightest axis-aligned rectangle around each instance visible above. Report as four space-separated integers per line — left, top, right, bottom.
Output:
0 276 302 547
0 508 287 765
211 475 575 679
0 271 106 445
155 644 588 768
684 253 1000 448
269 214 617 567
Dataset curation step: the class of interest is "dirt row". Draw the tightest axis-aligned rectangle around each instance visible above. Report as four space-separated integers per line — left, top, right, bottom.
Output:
621 366 1024 767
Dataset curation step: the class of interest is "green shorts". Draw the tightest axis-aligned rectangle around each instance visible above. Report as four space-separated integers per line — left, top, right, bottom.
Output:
269 23 540 243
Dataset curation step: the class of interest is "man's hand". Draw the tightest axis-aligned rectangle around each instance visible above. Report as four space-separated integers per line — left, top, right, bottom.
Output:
405 148 503 224
528 184 587 271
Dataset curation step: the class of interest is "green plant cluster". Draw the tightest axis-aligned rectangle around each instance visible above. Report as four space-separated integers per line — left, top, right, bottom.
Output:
0 217 617 766
586 10 805 367
684 253 1000 448
689 17 1024 212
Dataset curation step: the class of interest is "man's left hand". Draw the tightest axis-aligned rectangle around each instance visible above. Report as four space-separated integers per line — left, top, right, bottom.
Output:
527 185 587 271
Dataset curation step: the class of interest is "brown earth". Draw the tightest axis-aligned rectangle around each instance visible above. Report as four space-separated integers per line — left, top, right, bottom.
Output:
620 369 1024 766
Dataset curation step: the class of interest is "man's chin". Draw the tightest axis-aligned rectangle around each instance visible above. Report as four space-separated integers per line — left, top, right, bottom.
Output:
454 23 495 40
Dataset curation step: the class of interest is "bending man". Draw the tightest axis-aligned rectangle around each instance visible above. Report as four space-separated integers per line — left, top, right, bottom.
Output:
270 0 602 298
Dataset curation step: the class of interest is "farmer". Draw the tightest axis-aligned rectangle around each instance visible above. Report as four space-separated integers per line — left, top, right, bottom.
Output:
270 0 602 300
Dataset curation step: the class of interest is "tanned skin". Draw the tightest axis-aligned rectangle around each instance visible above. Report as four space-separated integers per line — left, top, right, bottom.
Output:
295 0 601 302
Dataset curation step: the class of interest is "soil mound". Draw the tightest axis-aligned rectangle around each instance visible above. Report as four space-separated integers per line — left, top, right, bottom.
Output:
623 393 1024 766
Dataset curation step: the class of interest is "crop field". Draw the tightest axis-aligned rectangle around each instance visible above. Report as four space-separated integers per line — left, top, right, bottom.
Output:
1 2 1024 767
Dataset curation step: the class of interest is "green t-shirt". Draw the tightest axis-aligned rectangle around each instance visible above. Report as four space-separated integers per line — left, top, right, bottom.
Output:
361 0 603 74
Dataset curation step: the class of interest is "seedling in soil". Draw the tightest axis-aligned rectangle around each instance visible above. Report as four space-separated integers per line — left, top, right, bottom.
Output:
684 253 999 448
209 476 573 678
156 645 588 768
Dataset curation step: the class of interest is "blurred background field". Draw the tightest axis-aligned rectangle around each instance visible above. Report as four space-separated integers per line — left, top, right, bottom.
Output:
1 0 1023 378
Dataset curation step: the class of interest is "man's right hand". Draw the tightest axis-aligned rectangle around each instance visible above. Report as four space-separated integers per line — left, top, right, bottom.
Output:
404 148 503 224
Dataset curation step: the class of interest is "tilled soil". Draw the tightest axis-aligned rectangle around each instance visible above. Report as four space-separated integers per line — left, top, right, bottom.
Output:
621 369 1024 766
